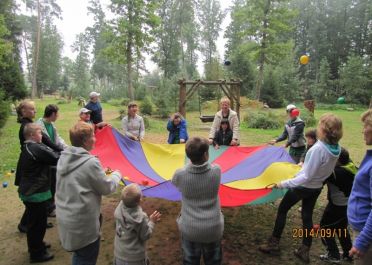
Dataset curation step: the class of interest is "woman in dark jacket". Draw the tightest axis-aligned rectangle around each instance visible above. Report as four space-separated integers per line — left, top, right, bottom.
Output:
213 119 233 149
15 101 62 233
167 113 188 144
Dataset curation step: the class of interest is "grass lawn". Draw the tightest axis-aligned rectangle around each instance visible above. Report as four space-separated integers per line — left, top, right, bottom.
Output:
0 97 369 265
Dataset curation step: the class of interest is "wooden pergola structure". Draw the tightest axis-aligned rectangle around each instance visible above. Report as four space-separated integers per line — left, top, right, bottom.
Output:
177 79 242 120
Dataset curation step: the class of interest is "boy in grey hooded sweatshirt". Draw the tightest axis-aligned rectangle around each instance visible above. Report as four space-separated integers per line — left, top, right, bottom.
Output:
114 184 161 265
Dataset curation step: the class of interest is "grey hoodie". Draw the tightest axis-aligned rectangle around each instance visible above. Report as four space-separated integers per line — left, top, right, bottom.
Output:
56 146 120 251
114 201 155 262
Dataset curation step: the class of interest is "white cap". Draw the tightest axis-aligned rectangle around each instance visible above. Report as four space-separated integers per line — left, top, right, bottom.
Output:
79 108 91 114
286 104 297 111
89 91 100 98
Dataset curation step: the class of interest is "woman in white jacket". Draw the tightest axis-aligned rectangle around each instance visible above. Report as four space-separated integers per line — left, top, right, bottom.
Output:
56 122 121 265
208 97 240 146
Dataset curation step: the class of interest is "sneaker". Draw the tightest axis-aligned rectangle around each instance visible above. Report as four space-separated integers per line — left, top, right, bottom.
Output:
320 252 341 264
48 209 56 218
17 224 27 233
342 254 353 262
30 251 54 263
294 245 310 263
258 236 280 255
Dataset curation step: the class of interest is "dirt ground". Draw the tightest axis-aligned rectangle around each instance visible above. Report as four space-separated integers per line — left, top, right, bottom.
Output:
0 181 350 265
0 128 355 265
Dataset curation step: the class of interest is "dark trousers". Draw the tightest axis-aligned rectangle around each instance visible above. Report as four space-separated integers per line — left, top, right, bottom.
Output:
272 187 322 247
19 206 29 228
181 238 222 265
47 167 57 214
24 201 48 258
320 202 352 258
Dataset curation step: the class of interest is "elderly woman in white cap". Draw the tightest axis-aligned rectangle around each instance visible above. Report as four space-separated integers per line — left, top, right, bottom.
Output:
78 108 108 131
208 96 240 146
85 92 103 125
269 104 306 163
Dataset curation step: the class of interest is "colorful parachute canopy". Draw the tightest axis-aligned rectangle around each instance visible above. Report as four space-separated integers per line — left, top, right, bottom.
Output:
91 127 301 207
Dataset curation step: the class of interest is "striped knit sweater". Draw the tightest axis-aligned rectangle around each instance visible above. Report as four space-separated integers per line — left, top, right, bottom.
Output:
172 162 224 243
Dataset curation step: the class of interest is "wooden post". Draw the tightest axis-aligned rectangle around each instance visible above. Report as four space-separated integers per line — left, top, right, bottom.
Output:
178 79 187 118
235 80 241 120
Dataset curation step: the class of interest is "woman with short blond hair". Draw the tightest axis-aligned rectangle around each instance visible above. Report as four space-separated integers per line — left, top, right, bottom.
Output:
348 109 372 265
56 122 122 265
208 97 240 146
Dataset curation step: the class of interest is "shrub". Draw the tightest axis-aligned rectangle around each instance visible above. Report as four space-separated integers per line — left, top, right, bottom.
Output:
141 97 154 115
244 110 282 129
143 115 150 129
301 110 317 127
118 109 126 120
0 92 9 129
57 99 68 105
154 98 171 118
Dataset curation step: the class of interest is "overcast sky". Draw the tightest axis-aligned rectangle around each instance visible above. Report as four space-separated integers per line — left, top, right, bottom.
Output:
20 0 233 73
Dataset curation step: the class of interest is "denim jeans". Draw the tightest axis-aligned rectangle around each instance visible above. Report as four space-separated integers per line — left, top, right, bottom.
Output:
181 237 222 265
113 257 149 265
272 187 322 247
72 238 100 265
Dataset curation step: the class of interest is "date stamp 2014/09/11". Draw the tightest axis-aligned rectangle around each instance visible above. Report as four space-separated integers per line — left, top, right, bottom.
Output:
292 228 348 238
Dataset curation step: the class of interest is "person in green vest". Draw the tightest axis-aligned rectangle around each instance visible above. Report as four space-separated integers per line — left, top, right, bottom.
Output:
36 104 67 217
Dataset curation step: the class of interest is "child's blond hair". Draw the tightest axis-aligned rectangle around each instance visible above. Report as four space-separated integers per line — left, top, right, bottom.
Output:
361 109 372 127
121 184 142 208
317 113 343 145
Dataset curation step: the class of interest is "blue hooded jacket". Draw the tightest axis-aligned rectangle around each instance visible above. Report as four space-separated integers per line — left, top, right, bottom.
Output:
167 119 188 144
347 150 372 252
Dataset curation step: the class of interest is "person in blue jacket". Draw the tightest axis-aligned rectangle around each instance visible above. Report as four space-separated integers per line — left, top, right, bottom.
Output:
167 113 188 144
347 109 372 265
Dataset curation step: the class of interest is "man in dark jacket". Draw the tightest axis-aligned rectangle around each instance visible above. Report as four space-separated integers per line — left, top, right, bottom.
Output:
269 104 306 163
18 123 60 263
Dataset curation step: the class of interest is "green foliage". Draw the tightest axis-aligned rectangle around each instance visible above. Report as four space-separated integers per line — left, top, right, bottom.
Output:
0 2 26 101
301 110 317 127
142 115 150 129
339 55 370 105
154 97 170 118
244 110 282 129
141 96 154 115
107 98 131 107
71 33 91 97
0 90 9 129
197 0 225 64
56 99 68 105
260 67 284 108
37 19 63 94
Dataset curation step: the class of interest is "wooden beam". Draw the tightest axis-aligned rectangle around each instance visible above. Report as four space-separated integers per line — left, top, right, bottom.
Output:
186 80 202 100
178 82 187 118
181 80 241 85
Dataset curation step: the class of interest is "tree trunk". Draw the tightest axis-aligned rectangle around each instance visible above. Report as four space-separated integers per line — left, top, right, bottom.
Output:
126 3 134 101
22 33 32 83
255 0 270 101
126 40 134 100
31 0 41 99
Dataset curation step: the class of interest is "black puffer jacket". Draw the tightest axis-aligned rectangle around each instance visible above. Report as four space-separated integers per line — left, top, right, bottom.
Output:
17 140 60 199
15 118 62 186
